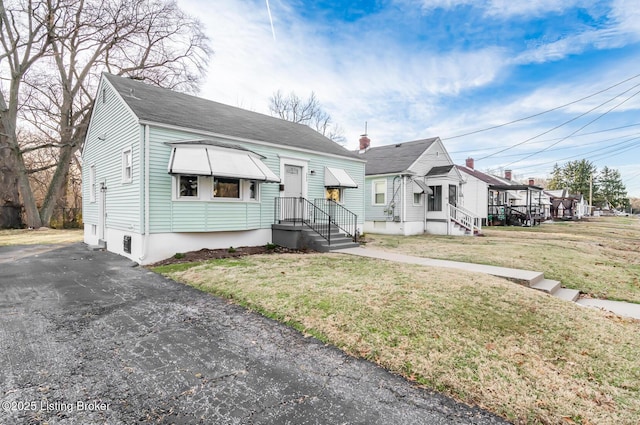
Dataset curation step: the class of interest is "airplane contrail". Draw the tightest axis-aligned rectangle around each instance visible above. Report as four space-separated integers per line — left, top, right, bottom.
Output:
265 0 276 41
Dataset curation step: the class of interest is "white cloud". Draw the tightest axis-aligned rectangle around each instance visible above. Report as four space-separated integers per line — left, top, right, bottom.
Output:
412 0 585 18
178 0 509 149
175 0 639 191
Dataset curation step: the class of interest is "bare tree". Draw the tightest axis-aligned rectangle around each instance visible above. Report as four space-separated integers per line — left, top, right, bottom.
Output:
0 0 211 228
269 90 345 144
0 0 54 227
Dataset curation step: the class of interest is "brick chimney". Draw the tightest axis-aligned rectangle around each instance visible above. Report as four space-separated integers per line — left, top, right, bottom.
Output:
528 178 535 186
359 134 370 151
465 157 475 169
504 169 512 181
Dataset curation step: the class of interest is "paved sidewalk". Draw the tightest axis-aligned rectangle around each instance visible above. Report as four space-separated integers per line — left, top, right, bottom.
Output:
577 299 640 320
337 247 542 283
337 246 640 321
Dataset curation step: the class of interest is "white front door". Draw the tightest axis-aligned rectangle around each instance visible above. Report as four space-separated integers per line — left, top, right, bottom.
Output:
284 165 303 198
283 165 304 220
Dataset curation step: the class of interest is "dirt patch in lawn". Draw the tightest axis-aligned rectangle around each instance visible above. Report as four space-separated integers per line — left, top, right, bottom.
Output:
149 245 309 267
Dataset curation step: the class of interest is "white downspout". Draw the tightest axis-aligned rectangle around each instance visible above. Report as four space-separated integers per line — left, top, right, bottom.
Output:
423 180 427 233
402 176 407 233
139 124 150 263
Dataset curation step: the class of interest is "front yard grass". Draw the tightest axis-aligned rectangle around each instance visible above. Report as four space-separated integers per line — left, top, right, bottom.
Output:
0 228 84 246
154 253 640 425
366 217 640 304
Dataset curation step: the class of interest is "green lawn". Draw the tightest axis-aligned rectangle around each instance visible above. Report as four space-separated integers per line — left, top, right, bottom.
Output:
366 216 640 304
154 248 640 425
0 228 84 246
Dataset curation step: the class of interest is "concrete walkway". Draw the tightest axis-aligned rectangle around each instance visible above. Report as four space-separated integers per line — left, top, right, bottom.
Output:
576 299 640 320
337 246 640 321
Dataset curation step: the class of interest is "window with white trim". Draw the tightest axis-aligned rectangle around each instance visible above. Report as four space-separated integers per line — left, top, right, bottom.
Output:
213 177 240 199
413 192 422 205
89 165 96 203
122 148 132 183
178 175 199 198
325 187 343 203
373 180 386 205
248 180 259 201
428 185 442 211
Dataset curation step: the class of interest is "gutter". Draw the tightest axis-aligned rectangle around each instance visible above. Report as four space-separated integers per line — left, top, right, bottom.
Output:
139 124 150 263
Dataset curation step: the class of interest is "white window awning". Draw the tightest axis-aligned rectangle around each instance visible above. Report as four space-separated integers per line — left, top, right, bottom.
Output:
413 180 433 195
168 144 280 183
168 146 212 176
324 167 358 188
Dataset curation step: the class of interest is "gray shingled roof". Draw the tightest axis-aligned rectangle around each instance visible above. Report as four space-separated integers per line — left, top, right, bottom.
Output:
358 138 438 175
103 74 359 160
426 165 454 176
456 165 505 185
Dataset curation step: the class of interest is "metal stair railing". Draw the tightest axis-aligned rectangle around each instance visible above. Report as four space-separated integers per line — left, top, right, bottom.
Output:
275 197 332 244
448 203 482 234
313 199 358 242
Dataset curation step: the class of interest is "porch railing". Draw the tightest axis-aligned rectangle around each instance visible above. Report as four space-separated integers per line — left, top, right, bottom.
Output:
313 198 358 241
488 204 541 226
448 204 482 234
275 197 333 244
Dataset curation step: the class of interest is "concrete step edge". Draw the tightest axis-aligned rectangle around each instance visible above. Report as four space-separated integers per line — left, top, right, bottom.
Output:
530 279 561 294
327 243 360 250
553 288 580 302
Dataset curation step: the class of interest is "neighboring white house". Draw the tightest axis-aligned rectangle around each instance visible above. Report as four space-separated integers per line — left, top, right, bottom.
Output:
82 74 365 264
358 137 480 236
457 160 549 226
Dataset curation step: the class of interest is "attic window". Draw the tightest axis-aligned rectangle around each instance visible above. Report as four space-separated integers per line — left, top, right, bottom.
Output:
102 88 106 104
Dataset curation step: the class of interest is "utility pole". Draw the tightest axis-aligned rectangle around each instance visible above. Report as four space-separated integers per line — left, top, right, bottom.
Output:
589 173 593 215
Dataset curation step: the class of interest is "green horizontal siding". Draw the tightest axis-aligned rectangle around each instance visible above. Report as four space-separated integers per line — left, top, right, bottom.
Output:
147 126 365 233
82 81 141 232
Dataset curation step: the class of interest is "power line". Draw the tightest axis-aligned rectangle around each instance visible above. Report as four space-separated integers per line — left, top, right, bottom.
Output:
504 135 640 167
475 81 640 162
503 86 640 167
441 72 640 141
459 131 640 160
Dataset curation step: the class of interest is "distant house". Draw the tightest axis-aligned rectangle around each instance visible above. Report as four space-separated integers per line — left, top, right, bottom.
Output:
358 137 480 236
545 189 589 219
82 74 364 264
457 160 548 226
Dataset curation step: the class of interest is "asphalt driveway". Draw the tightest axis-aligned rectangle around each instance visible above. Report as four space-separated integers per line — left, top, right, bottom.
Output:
0 243 509 424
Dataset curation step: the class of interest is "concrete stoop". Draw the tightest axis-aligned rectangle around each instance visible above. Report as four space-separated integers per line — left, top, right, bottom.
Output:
301 228 359 252
272 223 358 252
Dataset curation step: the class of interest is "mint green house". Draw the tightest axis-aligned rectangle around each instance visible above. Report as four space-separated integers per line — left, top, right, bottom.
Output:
82 74 364 264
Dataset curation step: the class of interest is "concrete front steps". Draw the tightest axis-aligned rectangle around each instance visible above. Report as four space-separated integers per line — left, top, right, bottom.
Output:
272 223 358 252
529 277 580 302
300 227 359 252
451 221 483 236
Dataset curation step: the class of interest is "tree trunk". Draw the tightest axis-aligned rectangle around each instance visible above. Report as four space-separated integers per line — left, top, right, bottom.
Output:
14 145 43 228
0 134 22 228
39 144 75 226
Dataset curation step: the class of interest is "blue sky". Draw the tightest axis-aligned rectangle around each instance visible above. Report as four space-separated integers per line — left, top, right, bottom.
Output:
180 0 640 197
